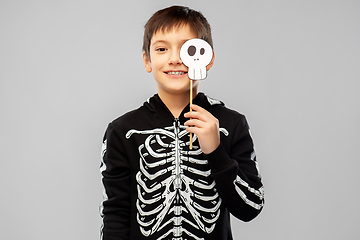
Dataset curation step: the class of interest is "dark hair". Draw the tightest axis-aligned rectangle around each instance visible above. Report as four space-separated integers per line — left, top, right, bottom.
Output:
142 5 213 59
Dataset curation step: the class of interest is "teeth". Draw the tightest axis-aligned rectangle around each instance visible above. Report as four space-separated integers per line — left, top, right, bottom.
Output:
167 71 185 75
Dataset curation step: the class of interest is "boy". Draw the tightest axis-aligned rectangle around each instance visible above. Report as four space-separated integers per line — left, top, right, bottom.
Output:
100 5 264 240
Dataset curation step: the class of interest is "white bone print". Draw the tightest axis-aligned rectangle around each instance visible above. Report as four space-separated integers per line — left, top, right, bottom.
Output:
126 120 229 239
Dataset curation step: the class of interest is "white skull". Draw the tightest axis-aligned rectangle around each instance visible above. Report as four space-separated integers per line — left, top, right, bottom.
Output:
180 38 213 80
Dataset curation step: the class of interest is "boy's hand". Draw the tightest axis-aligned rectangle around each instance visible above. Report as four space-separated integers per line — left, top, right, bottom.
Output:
184 104 220 154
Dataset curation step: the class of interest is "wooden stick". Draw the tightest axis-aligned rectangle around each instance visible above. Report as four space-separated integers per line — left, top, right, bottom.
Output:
189 79 193 150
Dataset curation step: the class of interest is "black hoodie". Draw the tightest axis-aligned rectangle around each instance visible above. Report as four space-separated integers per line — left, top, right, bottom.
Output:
100 92 264 240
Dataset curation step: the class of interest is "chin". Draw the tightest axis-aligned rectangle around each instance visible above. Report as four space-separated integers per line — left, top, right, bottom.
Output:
168 88 191 95
158 85 190 95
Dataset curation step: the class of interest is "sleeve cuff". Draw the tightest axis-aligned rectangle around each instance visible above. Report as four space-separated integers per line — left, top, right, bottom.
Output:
205 142 235 174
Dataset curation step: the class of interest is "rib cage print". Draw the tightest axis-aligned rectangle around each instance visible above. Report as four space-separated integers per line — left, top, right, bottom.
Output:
126 120 228 240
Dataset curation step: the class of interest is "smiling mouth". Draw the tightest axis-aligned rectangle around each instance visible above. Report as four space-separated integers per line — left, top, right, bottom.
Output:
165 71 187 76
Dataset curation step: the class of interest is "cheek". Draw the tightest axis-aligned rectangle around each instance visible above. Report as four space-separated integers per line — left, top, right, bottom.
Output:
150 55 166 70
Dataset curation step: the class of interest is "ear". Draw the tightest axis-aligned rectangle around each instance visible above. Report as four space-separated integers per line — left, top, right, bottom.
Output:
206 51 215 71
143 51 152 73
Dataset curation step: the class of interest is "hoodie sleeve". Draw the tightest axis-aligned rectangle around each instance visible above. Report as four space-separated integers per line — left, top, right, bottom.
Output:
205 115 264 222
99 123 131 240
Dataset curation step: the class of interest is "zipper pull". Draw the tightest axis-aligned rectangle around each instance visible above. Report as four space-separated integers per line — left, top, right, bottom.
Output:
174 118 180 127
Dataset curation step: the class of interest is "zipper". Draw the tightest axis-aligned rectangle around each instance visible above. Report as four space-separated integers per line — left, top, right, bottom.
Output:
173 118 181 190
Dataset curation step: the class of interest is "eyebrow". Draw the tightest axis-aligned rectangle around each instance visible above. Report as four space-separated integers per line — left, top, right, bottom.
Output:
151 40 168 46
151 38 192 47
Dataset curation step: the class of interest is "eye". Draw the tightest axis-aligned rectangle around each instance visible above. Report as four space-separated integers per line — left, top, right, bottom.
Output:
200 48 205 55
156 47 166 52
188 45 196 56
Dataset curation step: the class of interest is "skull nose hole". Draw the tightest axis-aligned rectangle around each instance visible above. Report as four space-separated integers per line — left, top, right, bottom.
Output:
188 45 196 56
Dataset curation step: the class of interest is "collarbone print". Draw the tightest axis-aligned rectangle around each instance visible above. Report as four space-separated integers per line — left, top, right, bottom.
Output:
126 120 229 240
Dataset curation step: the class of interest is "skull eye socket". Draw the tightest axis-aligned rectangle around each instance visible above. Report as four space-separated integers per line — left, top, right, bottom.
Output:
200 48 205 55
188 45 196 56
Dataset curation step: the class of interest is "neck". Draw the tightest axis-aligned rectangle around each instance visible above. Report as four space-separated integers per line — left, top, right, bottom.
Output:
158 89 198 118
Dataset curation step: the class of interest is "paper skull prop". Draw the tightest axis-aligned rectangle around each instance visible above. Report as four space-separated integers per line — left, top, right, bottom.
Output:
180 38 213 80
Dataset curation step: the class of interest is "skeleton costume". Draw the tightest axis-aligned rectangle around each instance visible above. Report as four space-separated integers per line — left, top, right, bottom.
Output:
100 92 264 240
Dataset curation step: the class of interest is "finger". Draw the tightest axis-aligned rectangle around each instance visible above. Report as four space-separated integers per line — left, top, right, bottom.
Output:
190 104 216 118
185 126 203 135
184 119 207 128
184 111 207 121
189 104 207 113
185 109 214 122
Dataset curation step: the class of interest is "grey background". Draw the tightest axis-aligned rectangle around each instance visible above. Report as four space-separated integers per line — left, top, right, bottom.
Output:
1 0 359 239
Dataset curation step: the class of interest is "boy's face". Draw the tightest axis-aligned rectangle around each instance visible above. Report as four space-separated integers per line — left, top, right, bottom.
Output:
143 25 213 96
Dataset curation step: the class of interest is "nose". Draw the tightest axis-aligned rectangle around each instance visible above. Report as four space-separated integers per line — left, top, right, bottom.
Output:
168 50 182 65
